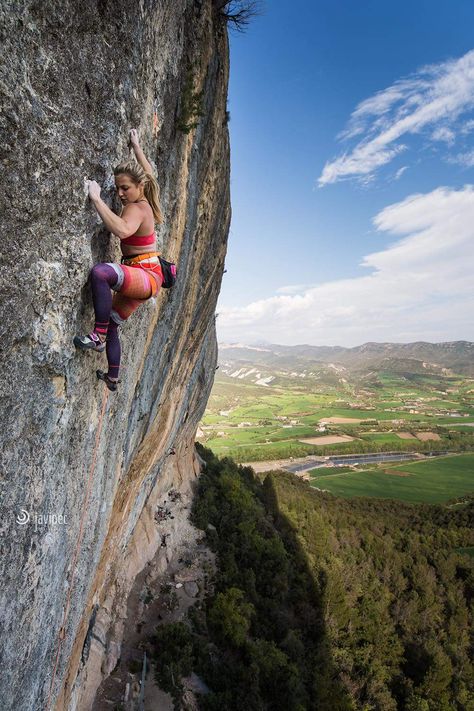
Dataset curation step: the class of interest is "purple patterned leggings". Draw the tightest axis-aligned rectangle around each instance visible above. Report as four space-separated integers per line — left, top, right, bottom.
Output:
90 263 121 379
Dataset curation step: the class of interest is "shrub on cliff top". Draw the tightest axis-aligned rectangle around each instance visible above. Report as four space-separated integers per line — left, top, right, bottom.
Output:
216 0 263 32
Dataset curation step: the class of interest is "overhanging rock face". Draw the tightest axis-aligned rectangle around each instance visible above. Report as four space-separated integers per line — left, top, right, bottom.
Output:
0 1 230 708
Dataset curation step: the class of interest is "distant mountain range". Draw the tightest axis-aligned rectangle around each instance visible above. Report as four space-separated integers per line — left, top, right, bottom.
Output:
218 341 474 377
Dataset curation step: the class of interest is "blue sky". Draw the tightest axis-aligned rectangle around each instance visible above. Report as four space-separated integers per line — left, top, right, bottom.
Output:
217 0 474 346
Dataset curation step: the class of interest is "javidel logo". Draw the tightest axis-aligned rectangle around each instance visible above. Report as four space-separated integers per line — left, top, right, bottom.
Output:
16 509 30 525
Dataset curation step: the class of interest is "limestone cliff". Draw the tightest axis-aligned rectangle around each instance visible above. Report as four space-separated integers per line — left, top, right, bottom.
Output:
0 1 230 709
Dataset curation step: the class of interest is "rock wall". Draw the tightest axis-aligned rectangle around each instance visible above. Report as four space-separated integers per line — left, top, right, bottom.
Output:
0 1 230 708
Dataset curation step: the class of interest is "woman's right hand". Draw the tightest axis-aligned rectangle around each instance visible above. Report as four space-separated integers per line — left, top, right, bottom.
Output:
86 179 101 202
129 128 140 147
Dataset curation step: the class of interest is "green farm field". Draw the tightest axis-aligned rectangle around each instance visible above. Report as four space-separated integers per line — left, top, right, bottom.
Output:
309 453 474 504
201 348 474 464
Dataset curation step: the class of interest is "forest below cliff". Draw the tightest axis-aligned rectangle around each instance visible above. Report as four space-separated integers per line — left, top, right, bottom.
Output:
151 446 474 710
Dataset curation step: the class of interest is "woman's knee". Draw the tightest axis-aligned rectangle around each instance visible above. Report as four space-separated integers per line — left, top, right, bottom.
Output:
90 263 121 289
90 263 108 282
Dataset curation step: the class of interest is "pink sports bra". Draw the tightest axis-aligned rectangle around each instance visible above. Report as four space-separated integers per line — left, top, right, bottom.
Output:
121 232 155 247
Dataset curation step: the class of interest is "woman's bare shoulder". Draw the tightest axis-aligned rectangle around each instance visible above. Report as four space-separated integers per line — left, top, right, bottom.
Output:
123 200 154 233
122 201 151 216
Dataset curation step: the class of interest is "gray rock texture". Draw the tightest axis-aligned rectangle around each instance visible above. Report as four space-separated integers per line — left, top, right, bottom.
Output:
0 1 230 709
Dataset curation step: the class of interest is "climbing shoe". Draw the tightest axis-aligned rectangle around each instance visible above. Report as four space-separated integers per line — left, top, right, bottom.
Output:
73 332 106 353
96 370 120 392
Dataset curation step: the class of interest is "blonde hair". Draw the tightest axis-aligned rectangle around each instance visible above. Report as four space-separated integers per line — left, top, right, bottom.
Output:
113 160 163 224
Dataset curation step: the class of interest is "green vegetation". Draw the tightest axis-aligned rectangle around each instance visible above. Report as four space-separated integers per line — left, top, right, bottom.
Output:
310 453 474 504
151 622 194 704
151 447 474 710
177 70 204 133
360 432 403 444
456 546 474 558
127 658 142 675
310 466 355 477
200 364 474 462
207 431 474 463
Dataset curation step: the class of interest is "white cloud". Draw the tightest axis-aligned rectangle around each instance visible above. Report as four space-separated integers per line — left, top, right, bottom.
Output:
276 283 318 295
450 149 474 167
394 166 408 180
217 186 474 346
461 118 474 134
431 126 455 144
319 50 474 186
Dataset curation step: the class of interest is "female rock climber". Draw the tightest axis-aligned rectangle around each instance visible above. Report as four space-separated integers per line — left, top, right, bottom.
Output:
74 129 163 391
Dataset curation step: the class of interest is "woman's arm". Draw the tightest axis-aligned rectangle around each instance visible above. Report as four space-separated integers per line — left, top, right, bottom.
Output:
87 181 142 239
129 128 154 175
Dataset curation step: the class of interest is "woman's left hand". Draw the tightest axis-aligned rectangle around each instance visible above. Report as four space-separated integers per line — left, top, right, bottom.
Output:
86 180 101 201
129 128 140 147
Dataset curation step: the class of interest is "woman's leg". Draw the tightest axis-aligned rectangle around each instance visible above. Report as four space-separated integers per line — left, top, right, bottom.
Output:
74 263 124 352
105 319 121 381
105 295 143 381
76 263 160 384
90 263 123 339
104 266 159 381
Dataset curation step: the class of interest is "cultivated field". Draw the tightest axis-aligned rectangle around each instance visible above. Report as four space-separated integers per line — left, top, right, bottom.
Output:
309 453 474 504
201 348 474 471
298 435 354 446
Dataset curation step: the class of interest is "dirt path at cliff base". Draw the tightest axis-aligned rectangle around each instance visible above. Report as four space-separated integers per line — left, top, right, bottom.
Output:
92 500 215 711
